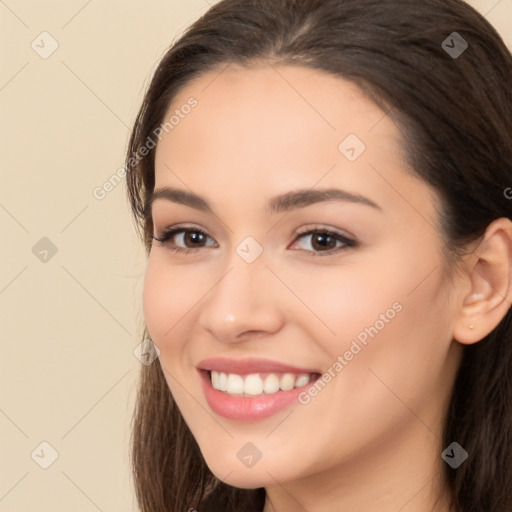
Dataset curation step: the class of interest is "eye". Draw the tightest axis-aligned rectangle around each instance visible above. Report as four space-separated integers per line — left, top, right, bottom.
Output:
152 227 217 254
152 226 357 256
290 227 356 257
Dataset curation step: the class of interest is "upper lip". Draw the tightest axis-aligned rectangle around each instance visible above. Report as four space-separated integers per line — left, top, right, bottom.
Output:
197 357 321 375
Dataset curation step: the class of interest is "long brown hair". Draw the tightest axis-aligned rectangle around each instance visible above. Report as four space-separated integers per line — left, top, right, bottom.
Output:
125 1 512 510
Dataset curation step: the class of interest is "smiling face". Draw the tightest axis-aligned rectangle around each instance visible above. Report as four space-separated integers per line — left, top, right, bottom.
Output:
142 63 463 497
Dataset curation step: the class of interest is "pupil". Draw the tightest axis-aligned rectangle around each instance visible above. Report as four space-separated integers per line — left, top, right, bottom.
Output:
187 232 203 246
314 234 334 250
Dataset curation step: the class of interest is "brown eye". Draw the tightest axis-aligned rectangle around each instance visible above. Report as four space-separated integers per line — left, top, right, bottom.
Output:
153 228 217 253
291 228 356 257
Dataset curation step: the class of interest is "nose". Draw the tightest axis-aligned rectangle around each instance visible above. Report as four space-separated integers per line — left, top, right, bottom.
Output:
198 257 285 344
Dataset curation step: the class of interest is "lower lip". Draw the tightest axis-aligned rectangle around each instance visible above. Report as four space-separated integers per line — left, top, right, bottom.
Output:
199 370 315 421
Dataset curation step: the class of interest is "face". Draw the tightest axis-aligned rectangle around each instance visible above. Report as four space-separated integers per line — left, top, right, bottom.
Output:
143 63 463 489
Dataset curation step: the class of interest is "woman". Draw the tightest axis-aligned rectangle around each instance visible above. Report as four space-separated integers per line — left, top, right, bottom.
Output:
125 0 512 510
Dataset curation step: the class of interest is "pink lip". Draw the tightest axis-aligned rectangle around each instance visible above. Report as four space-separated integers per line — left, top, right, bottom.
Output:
196 357 320 375
197 358 321 422
199 371 318 421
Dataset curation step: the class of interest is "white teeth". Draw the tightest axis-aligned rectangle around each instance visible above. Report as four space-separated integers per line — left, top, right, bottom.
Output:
226 373 244 394
295 374 310 388
244 374 264 395
218 371 228 391
280 373 295 391
209 371 313 396
263 374 280 394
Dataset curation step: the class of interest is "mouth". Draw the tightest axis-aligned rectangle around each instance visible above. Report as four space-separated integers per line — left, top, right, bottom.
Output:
205 369 320 397
197 358 322 421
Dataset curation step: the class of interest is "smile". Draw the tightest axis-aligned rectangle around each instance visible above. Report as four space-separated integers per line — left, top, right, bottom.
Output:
197 358 322 421
210 371 317 396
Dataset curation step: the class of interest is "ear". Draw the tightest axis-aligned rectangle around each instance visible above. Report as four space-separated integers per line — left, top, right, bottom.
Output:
453 217 512 345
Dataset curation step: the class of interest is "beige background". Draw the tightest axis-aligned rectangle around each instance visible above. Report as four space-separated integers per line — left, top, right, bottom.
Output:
0 1 511 510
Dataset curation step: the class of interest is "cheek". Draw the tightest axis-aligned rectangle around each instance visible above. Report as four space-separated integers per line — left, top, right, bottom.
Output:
299 245 452 391
142 255 194 346
336 260 453 418
142 258 166 340
278 260 403 353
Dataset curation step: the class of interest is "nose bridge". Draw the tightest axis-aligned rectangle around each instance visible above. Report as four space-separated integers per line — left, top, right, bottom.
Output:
198 244 283 342
211 231 269 304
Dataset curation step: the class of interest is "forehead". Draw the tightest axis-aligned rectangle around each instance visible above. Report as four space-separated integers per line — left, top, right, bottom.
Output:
153 63 439 224
158 63 393 159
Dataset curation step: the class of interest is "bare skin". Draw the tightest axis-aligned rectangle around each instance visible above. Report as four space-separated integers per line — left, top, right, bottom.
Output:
142 62 512 512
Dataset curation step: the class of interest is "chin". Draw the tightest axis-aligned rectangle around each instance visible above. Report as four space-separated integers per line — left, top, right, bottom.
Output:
210 468 273 489
203 448 302 489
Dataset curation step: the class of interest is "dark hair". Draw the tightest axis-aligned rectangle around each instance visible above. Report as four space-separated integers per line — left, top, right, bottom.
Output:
125 1 512 510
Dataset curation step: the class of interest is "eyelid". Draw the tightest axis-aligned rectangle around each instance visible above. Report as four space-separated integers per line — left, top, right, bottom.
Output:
294 223 356 242
152 225 216 247
291 226 357 256
152 224 357 256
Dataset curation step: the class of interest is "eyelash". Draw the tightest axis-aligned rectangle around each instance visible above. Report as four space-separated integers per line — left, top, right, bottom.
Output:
152 226 357 257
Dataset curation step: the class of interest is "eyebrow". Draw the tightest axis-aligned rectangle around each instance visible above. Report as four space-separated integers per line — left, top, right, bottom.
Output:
145 186 382 218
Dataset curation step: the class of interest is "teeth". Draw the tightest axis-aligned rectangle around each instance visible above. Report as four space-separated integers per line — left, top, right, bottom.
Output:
295 374 310 387
211 370 220 389
226 373 244 394
263 374 280 394
210 371 314 396
244 374 264 395
218 372 228 391
280 373 295 391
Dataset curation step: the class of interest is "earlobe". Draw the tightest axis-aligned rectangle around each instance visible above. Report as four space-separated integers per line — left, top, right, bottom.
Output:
452 218 512 345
